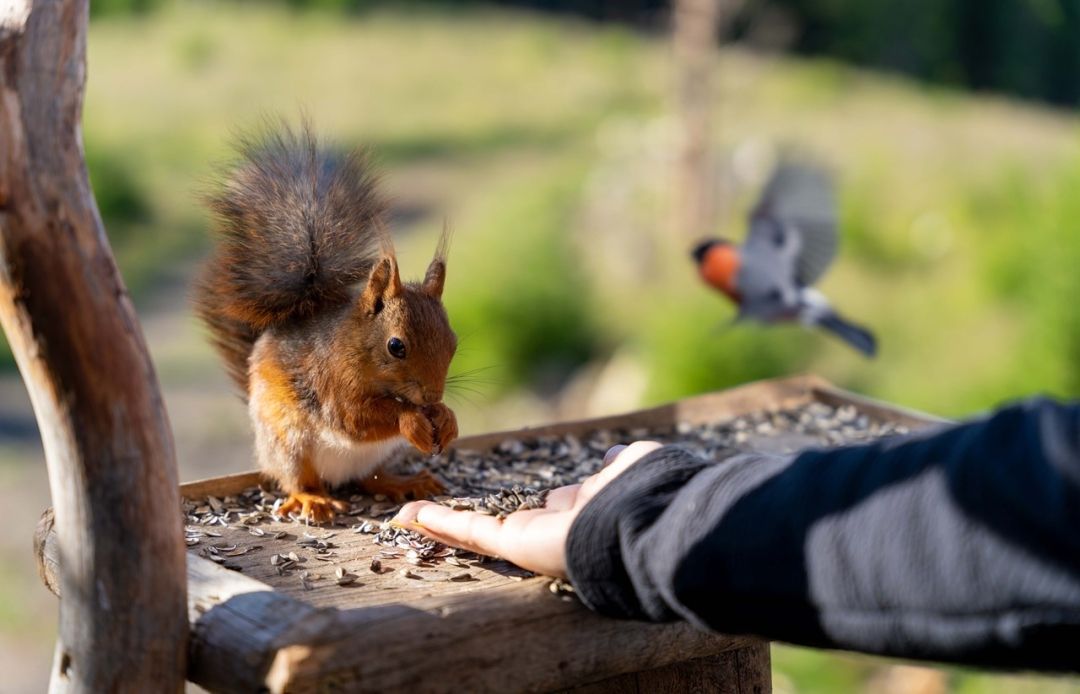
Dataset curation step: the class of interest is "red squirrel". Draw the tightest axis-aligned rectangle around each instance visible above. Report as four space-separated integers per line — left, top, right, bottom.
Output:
194 124 458 522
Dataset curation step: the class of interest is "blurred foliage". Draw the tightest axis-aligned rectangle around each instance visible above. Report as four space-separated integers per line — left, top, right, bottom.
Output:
444 160 603 395
757 0 1080 106
89 0 162 17
3 0 1073 411
85 143 152 245
87 0 1080 107
771 644 1080 694
0 145 162 371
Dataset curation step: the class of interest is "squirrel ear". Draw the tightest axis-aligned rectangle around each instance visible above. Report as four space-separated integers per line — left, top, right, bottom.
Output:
361 256 402 314
422 258 445 300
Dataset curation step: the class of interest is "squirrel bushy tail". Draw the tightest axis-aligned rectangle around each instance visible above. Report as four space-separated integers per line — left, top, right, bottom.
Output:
194 123 388 390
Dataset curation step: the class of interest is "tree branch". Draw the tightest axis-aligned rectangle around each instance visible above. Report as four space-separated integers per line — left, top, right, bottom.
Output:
0 0 187 691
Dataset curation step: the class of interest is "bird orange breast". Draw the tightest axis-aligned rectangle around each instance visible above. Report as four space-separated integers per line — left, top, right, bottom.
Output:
700 244 741 301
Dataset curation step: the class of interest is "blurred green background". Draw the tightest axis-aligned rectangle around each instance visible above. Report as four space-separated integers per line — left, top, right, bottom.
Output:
1 1 1079 692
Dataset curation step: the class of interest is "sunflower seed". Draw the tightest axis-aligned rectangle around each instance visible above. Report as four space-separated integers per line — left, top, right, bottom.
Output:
335 567 360 586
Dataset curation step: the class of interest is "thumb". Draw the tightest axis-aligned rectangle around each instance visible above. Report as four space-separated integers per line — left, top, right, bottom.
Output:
580 441 663 501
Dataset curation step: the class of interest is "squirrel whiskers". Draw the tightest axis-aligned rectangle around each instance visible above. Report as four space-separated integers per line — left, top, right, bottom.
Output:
195 122 459 522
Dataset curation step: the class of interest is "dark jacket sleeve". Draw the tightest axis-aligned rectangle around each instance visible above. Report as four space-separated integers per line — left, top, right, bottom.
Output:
565 397 1080 671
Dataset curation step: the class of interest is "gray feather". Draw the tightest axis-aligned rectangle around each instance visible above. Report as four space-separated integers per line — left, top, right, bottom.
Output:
747 164 837 287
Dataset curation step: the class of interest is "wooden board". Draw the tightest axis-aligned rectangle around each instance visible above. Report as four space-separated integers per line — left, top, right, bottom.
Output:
36 374 941 693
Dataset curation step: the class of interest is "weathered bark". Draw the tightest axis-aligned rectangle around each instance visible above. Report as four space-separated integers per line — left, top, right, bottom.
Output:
0 0 187 691
672 0 741 240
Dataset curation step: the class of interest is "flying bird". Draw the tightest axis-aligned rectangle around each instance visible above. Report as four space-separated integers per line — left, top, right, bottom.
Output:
691 165 877 357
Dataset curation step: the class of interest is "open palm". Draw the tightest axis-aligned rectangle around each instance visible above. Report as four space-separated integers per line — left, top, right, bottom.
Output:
392 441 662 578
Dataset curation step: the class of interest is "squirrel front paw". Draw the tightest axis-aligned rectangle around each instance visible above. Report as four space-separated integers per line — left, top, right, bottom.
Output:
399 408 436 454
399 403 459 454
424 402 459 453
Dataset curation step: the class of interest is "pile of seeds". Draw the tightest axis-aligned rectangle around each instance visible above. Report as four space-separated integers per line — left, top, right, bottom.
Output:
182 402 912 588
442 486 550 520
411 401 910 496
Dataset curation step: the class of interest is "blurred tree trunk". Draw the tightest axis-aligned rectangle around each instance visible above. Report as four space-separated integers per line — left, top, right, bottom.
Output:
0 0 187 691
672 0 740 240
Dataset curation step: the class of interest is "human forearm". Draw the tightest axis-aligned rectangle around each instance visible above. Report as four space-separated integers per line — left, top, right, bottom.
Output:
566 400 1080 670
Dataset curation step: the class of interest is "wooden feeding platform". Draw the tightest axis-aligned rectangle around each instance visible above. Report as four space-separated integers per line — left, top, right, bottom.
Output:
35 374 941 693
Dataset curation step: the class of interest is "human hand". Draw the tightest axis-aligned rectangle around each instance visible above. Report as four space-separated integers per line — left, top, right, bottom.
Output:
391 441 663 578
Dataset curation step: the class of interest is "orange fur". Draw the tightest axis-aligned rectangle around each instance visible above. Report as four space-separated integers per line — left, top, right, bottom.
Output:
251 352 305 444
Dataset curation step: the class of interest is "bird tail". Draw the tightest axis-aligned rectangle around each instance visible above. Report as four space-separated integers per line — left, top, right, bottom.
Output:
817 312 877 357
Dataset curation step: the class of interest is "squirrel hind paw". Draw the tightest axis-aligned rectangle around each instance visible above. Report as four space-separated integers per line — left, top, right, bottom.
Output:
360 469 446 503
278 491 349 524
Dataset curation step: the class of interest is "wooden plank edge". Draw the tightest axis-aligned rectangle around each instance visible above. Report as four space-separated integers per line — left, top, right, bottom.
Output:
268 579 763 693
181 470 265 500
810 384 948 428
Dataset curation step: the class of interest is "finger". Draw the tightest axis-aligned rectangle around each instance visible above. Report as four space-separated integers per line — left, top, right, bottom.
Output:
396 503 509 557
602 440 663 478
393 500 431 526
603 444 627 467
580 440 663 501
393 502 574 577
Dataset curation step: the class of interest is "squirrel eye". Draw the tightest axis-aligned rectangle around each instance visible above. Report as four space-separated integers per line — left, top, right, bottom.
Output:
387 337 406 359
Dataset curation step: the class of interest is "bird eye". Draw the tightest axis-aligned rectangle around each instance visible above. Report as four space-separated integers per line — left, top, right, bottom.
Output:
387 337 406 359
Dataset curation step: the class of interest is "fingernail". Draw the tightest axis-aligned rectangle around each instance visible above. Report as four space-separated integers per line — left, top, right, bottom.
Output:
603 444 627 466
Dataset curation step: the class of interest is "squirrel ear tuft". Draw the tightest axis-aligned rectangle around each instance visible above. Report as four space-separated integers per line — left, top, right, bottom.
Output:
421 218 451 300
422 258 445 300
361 256 402 314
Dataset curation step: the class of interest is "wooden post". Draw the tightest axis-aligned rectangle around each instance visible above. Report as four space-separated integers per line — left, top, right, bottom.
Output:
0 1 187 691
671 0 741 240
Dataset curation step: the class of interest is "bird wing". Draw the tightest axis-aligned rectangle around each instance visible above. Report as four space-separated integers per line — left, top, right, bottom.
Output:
747 164 837 287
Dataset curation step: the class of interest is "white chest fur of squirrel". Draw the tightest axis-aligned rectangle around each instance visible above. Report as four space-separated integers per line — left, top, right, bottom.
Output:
194 123 458 523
